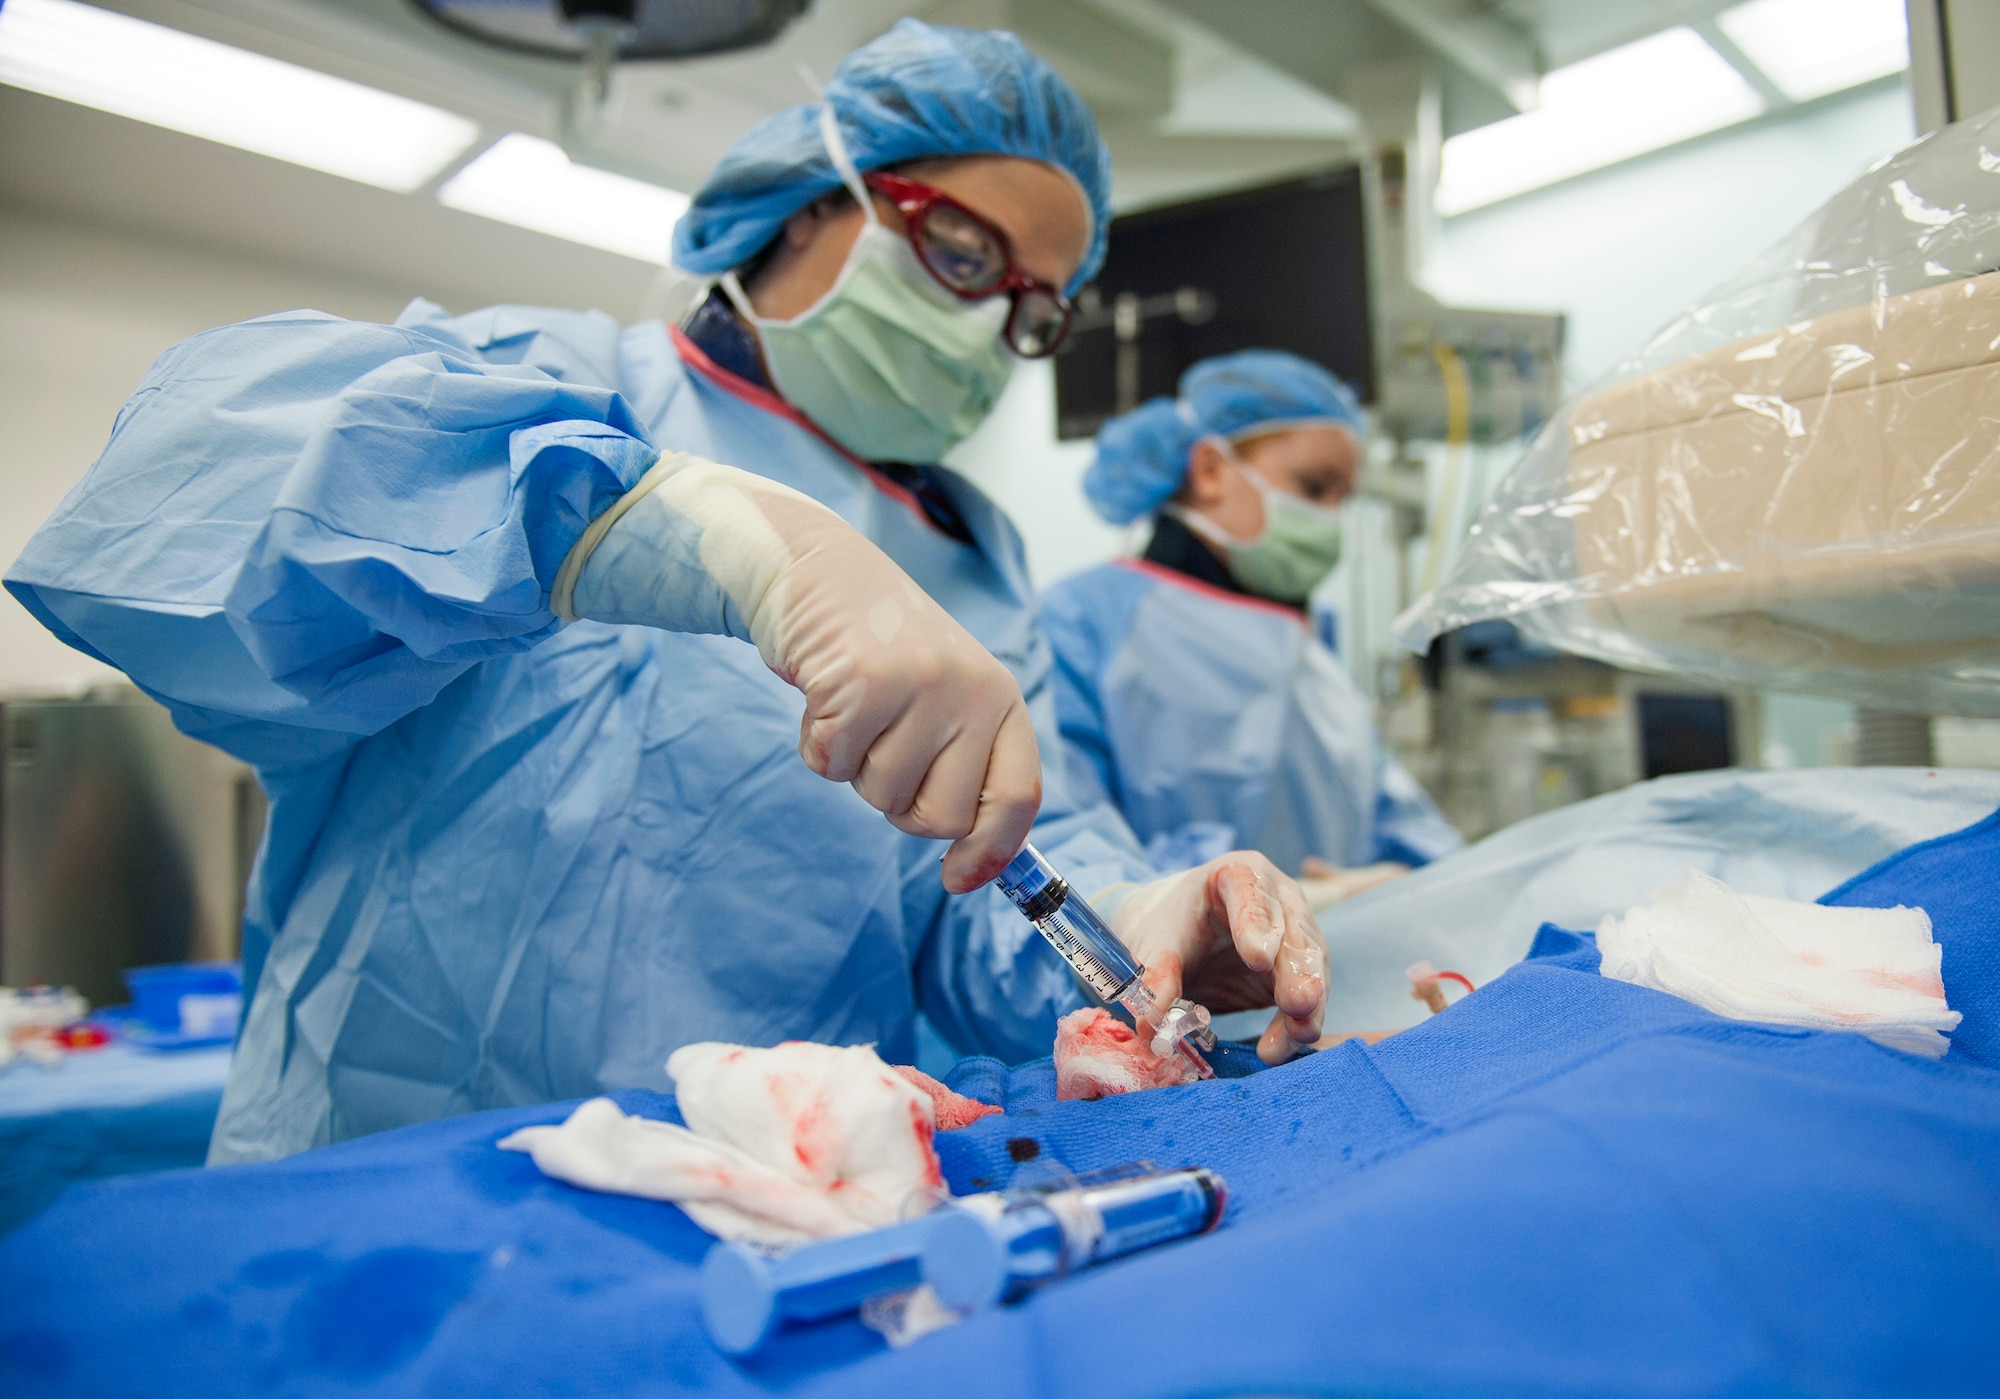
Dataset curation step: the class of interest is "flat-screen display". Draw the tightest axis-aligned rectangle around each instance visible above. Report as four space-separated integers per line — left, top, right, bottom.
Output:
1637 693 1736 779
1053 166 1373 440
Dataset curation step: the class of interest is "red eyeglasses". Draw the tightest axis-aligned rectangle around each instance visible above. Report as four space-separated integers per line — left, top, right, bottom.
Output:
862 170 1075 358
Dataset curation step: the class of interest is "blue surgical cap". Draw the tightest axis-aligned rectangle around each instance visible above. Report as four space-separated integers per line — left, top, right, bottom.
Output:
673 19 1112 296
1083 351 1366 525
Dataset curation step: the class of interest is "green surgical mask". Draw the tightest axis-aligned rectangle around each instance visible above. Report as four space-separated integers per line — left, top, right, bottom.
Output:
1171 446 1345 604
723 226 1015 463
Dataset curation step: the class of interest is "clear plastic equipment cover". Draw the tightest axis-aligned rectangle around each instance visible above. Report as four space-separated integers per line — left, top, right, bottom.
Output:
1396 108 2000 716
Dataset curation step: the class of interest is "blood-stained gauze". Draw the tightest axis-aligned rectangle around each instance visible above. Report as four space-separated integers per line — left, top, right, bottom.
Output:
893 1064 1003 1129
1597 871 1960 1056
1054 1007 1204 1100
500 1041 951 1246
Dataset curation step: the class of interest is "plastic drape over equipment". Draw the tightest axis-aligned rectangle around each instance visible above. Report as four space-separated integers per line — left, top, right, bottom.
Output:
1396 109 2000 715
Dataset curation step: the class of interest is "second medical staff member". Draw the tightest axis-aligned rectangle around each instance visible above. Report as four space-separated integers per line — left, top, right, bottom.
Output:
1042 351 1461 899
7 23 1327 1164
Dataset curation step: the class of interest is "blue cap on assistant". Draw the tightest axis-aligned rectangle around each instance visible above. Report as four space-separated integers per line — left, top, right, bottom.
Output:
673 18 1113 296
1082 350 1366 526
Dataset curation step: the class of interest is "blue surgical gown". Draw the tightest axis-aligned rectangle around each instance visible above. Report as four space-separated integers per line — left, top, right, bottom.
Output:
1040 559 1460 875
5 301 1148 1164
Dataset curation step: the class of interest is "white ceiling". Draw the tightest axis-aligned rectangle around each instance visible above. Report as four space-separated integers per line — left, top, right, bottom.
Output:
0 0 1840 316
0 84 667 315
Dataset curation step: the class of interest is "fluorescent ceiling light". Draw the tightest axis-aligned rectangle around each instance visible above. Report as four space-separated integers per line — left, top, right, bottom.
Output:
438 134 689 264
0 0 479 192
1718 0 1909 103
1437 26 1766 216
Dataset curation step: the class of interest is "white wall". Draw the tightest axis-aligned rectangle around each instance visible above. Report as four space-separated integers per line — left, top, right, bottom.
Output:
945 359 1137 587
1422 80 1918 388
0 204 414 692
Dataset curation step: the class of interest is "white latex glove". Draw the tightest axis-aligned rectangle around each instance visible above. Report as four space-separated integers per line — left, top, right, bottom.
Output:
1297 857 1411 912
1107 851 1329 1065
555 453 1040 892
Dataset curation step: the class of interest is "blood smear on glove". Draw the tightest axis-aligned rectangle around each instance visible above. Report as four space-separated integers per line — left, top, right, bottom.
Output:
1054 1008 1203 1101
892 1065 1003 1130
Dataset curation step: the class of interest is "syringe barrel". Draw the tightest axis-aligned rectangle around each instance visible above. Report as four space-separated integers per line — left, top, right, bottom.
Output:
995 845 1143 1003
922 1167 1228 1310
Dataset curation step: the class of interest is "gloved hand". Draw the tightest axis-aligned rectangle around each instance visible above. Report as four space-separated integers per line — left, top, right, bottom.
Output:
1106 852 1328 1064
1297 856 1410 912
556 452 1040 893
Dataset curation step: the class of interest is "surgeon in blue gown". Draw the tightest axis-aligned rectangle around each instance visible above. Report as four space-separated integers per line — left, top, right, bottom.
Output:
1041 352 1461 899
4 22 1329 1165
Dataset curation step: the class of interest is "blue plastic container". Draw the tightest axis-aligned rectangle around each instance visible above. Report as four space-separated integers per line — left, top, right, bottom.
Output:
113 963 243 1047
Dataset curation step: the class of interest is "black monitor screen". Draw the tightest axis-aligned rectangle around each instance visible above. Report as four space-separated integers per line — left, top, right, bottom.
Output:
1053 167 1372 440
1637 693 1736 780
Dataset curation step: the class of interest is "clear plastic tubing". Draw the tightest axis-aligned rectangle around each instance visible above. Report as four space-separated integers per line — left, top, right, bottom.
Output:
922 1166 1229 1311
994 843 1217 1074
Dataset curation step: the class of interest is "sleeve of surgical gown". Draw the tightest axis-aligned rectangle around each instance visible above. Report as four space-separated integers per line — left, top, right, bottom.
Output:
4 304 663 770
912 586 1158 1064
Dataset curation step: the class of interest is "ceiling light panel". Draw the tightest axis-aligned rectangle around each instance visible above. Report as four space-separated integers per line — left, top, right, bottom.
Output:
438 134 689 265
0 0 480 192
1437 26 1767 217
1717 0 1910 103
